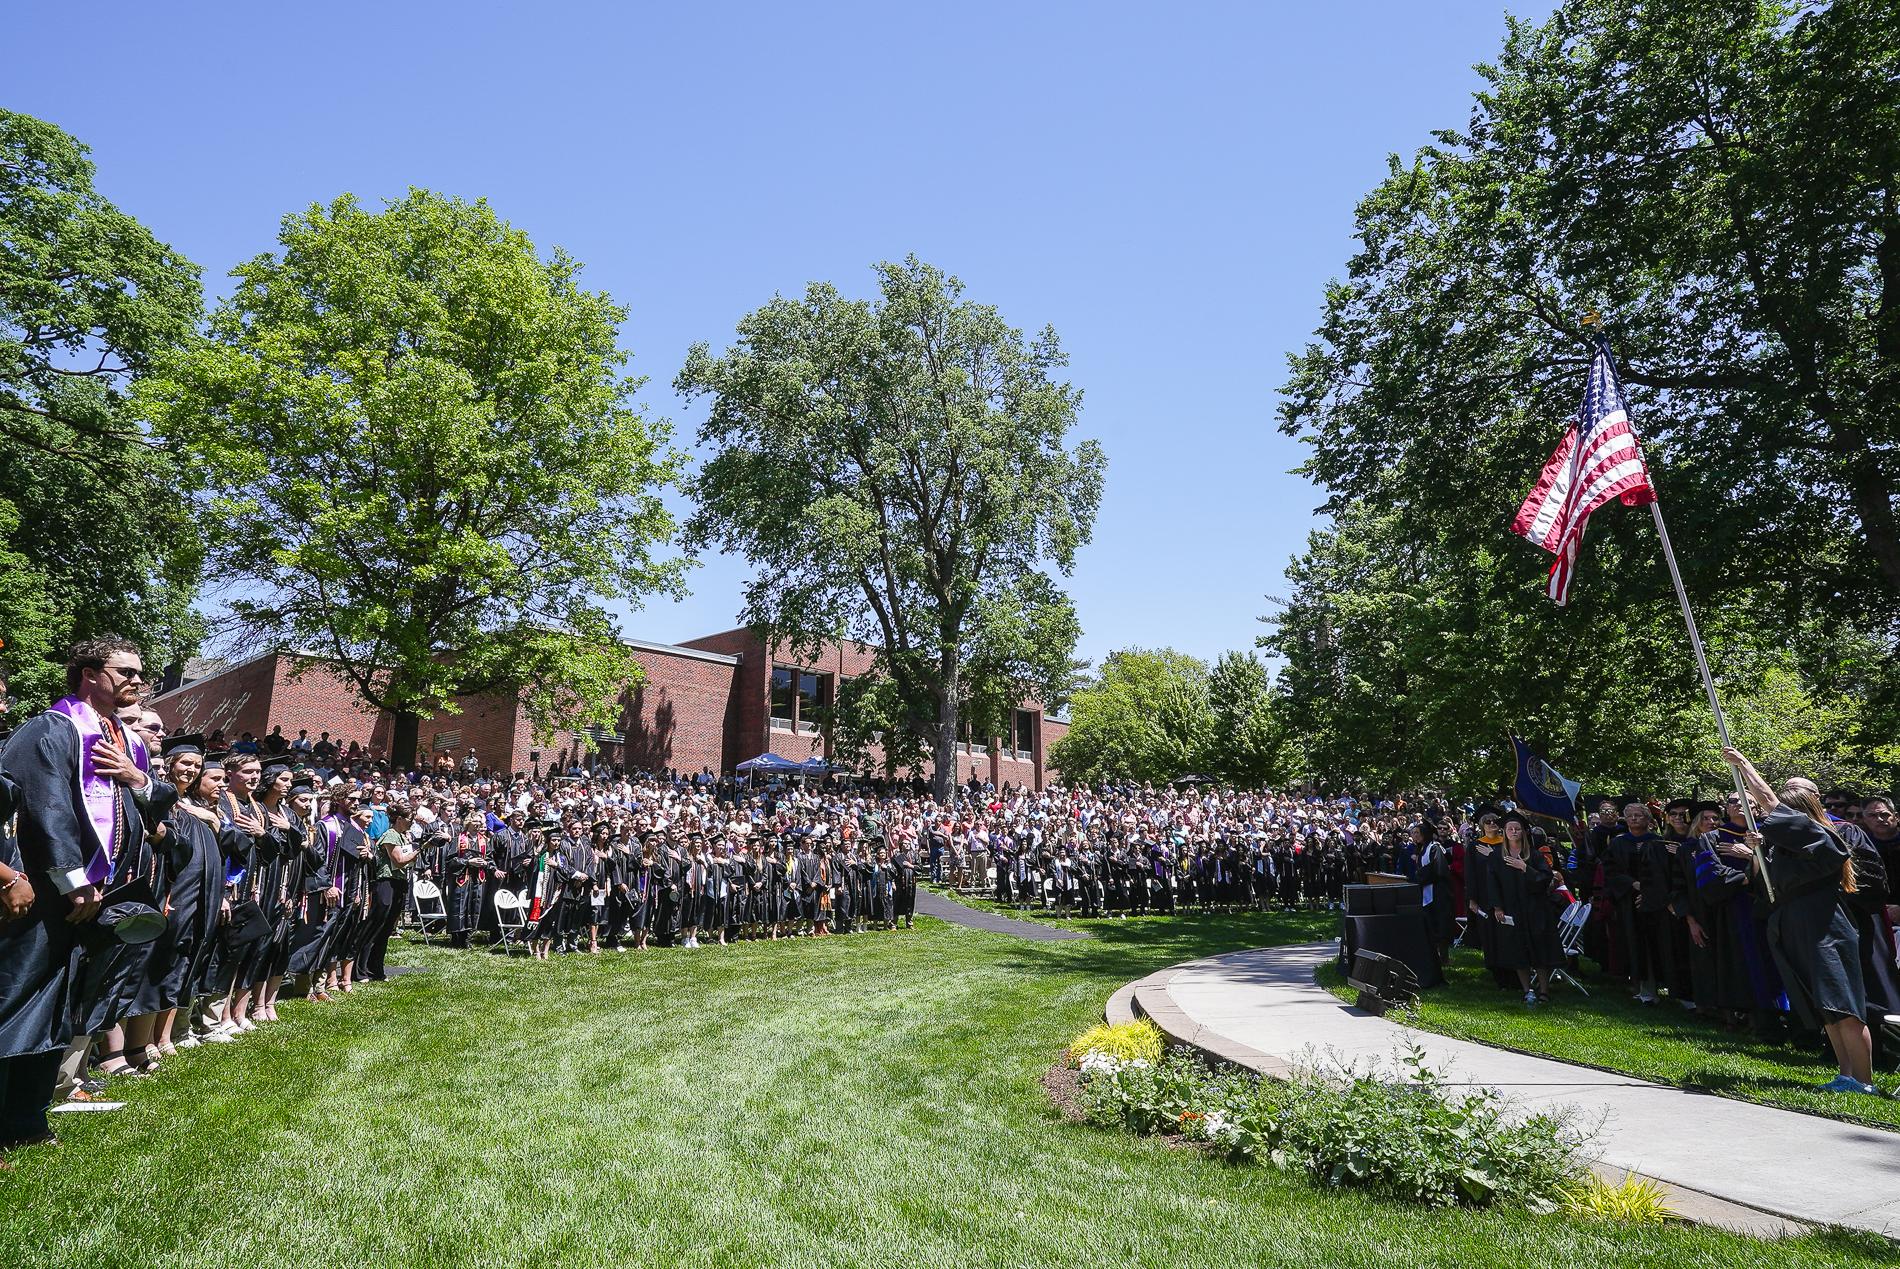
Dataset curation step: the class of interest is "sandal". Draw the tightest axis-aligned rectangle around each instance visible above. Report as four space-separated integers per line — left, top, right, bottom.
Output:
94 1049 136 1077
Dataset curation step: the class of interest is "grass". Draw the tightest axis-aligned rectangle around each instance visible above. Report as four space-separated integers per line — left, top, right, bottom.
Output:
1316 949 1900 1130
3 915 1893 1269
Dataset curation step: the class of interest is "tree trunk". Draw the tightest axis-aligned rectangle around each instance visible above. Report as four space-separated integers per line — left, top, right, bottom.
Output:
932 647 960 805
391 710 422 773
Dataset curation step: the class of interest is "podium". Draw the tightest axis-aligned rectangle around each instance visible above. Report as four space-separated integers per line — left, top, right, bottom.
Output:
1339 882 1441 990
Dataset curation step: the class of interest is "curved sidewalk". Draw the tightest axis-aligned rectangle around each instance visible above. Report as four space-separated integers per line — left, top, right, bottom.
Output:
916 887 1088 940
1110 941 1900 1241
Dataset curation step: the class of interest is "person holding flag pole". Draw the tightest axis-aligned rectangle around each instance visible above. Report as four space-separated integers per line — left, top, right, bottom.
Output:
1511 314 1774 904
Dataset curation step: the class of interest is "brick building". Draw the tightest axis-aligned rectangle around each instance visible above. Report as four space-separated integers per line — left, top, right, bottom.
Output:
150 627 1067 789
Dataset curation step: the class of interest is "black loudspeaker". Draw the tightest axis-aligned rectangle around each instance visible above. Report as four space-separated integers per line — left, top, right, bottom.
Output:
1341 909 1441 990
1343 882 1423 917
1347 949 1422 1014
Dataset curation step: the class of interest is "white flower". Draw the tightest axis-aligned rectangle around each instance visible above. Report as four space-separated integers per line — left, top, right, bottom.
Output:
1078 1049 1126 1077
1202 1110 1228 1137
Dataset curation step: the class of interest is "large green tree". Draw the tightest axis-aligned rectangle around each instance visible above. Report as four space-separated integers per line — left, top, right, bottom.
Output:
1271 0 1900 792
1049 647 1211 786
679 258 1103 800
1205 650 1295 788
0 110 204 705
142 190 681 766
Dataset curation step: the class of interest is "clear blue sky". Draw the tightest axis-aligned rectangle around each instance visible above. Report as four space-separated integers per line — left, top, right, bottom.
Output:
11 1 1546 670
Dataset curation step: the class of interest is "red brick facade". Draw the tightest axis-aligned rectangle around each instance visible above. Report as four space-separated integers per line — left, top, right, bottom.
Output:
152 629 1065 788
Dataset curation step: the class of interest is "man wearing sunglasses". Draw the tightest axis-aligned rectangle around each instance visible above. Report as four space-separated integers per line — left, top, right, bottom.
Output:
0 636 174 1160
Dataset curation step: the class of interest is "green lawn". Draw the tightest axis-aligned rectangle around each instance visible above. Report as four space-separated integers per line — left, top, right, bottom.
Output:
1317 949 1900 1130
3 916 1892 1268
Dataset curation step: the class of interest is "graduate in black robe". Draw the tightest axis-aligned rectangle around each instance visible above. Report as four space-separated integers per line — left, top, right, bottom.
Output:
1490 815 1563 1004
892 843 918 928
148 755 227 1046
1724 749 1875 1091
0 660 169 1145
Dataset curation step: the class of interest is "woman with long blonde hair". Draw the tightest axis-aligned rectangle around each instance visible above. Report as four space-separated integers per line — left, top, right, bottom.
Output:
1721 747 1873 1093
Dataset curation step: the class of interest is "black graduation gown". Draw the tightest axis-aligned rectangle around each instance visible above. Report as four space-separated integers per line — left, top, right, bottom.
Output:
144 807 225 1010
1761 804 1866 1028
284 832 333 977
78 805 169 1034
0 714 170 1057
1489 846 1561 971
893 849 918 919
259 811 305 980
1464 841 1501 971
328 825 375 966
445 838 494 937
1691 828 1785 1014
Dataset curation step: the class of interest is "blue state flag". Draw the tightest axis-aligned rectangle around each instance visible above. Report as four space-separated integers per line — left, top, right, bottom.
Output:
1510 735 1580 820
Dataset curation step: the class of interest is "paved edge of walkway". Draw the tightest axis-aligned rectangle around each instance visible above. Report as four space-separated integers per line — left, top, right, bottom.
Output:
1105 943 1841 1242
916 888 1089 940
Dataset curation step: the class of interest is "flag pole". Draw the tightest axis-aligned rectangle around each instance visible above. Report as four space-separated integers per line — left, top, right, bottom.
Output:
1584 315 1774 901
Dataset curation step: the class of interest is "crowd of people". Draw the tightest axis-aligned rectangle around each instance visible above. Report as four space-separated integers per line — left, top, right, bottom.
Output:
2 632 1896 1169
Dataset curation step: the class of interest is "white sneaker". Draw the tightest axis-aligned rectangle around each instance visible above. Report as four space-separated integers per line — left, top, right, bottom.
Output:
175 1035 202 1050
206 1026 240 1043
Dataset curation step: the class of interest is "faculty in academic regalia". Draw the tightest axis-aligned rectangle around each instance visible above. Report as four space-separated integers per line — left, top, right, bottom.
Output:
1692 797 1786 1034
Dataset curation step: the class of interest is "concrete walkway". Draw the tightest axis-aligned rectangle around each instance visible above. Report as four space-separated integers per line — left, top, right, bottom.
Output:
916 888 1088 940
1112 941 1900 1241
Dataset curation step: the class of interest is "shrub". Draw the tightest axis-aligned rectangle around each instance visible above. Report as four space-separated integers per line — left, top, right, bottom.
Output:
1560 1173 1678 1224
1067 1019 1163 1068
1073 1041 1587 1210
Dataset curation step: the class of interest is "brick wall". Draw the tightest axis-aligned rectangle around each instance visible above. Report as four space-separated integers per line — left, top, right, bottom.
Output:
152 653 383 752
677 627 764 769
614 645 737 776
412 689 527 776
1040 716 1068 786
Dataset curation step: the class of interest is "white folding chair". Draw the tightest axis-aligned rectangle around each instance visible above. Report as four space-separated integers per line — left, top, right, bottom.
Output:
1552 899 1592 997
410 878 448 942
493 888 526 955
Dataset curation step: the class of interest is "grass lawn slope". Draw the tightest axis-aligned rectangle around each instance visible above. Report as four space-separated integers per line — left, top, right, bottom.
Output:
4 916 1890 1268
1318 948 1900 1131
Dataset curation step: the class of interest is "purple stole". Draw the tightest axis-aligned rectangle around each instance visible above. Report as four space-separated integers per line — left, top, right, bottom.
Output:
47 696 147 886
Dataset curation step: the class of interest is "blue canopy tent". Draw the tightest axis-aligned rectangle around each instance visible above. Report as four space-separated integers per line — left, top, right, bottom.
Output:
798 757 831 775
735 753 804 773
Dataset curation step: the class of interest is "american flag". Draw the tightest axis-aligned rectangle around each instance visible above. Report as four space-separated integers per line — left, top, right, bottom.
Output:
1511 342 1656 605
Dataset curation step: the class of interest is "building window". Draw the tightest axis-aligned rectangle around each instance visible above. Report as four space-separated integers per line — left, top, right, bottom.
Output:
770 667 795 730
772 665 832 735
1011 710 1035 760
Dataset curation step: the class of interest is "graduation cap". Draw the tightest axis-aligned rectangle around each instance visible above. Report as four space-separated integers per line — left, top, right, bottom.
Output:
290 772 318 794
201 749 232 769
161 732 205 758
1690 799 1722 820
1663 797 1695 814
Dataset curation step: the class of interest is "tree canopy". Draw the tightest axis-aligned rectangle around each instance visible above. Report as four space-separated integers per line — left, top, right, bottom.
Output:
679 257 1104 799
0 109 205 704
1051 647 1296 788
1269 0 1900 795
141 190 681 765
